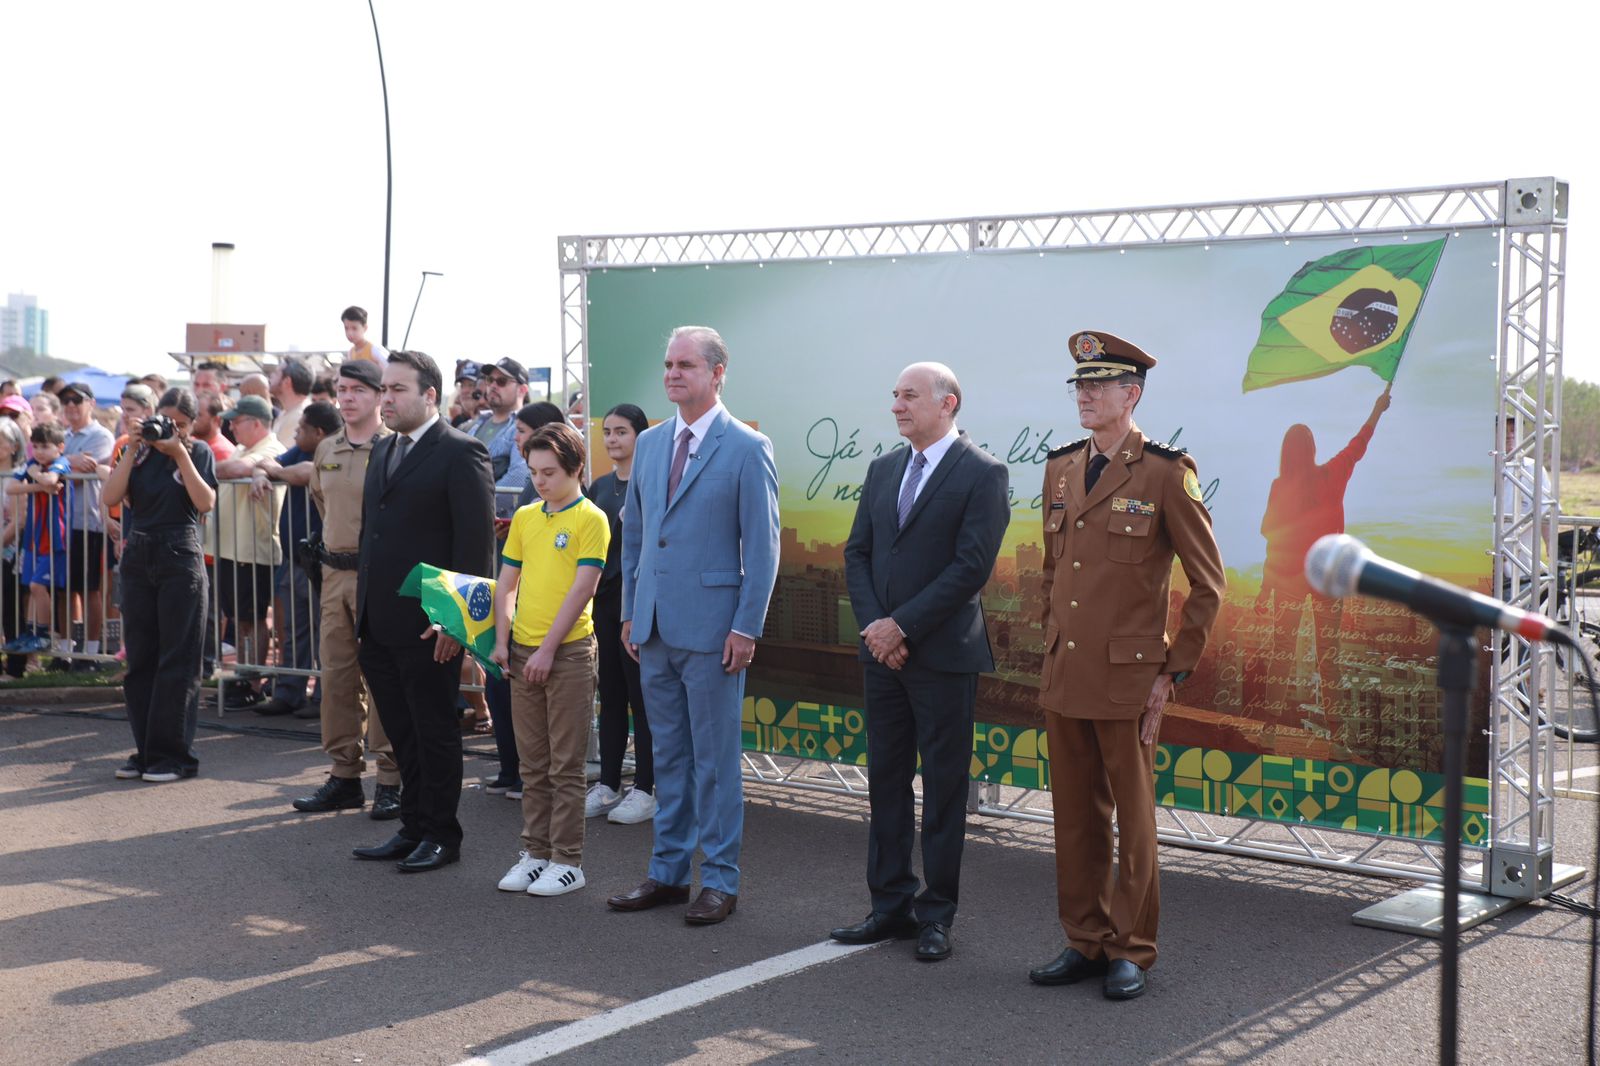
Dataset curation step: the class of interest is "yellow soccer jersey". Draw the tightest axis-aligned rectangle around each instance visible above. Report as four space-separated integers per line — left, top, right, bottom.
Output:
502 495 609 647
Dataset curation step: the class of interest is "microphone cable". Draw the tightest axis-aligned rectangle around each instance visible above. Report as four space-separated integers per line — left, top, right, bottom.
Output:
1545 627 1600 1066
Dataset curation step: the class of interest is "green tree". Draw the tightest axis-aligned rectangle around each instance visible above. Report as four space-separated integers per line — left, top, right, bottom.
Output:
1565 378 1600 471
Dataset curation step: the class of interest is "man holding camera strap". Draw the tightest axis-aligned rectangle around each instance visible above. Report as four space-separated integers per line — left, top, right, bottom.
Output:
290 361 401 818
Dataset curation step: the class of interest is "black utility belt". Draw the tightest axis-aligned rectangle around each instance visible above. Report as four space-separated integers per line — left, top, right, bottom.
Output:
322 550 360 571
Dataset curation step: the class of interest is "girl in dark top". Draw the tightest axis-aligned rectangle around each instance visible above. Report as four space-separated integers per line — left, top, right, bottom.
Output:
583 403 655 824
482 401 572 797
102 388 217 782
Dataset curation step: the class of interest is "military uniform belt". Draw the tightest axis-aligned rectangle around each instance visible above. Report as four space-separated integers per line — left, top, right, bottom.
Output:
323 549 360 571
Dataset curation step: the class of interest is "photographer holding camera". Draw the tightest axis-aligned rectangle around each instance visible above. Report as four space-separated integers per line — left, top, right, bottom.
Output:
102 387 217 783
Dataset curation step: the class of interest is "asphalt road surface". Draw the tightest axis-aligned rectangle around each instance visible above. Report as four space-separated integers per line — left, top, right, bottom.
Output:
1 702 1596 1065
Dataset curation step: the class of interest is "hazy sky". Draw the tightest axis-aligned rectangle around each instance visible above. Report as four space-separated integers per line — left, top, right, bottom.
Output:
3 1 1595 388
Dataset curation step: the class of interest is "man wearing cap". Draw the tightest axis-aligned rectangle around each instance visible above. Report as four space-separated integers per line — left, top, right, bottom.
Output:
291 360 402 818
59 381 115 671
213 395 287 692
466 358 532 516
451 362 482 428
1028 330 1225 1001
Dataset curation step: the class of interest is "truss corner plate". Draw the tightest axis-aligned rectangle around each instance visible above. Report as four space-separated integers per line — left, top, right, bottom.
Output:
1504 178 1568 225
1351 863 1585 938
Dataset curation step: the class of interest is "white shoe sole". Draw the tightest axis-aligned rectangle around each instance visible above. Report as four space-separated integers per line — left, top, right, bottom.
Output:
527 872 585 897
498 867 547 892
141 773 181 783
114 769 142 780
608 804 657 825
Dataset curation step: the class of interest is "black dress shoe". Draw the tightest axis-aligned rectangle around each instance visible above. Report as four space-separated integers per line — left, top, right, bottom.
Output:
397 841 460 872
292 775 364 813
293 703 321 720
830 912 919 944
915 921 952 961
370 783 401 820
1029 947 1109 986
1104 958 1147 1000
352 834 416 860
252 698 300 717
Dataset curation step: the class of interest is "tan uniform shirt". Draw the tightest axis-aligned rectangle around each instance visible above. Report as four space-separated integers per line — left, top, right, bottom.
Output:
1038 426 1226 719
310 425 392 553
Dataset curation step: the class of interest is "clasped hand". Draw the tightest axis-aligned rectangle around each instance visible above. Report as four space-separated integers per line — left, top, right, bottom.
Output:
861 617 908 670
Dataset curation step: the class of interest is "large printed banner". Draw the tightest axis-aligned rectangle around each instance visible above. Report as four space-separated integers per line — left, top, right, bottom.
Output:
587 230 1499 843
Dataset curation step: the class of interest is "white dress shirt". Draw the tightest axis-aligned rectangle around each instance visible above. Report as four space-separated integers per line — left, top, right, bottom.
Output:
671 401 725 461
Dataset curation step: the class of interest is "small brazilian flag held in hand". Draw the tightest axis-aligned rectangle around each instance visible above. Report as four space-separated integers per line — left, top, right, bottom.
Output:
398 563 502 679
1242 238 1447 392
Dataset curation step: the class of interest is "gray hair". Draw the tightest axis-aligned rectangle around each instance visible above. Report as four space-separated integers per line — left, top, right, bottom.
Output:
669 325 730 392
904 361 963 417
0 416 26 468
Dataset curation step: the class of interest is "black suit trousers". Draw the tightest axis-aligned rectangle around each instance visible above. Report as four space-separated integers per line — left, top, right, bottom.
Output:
358 635 466 848
863 660 977 926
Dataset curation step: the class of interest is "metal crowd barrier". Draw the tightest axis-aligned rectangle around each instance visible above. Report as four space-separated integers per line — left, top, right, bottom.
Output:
1549 513 1600 799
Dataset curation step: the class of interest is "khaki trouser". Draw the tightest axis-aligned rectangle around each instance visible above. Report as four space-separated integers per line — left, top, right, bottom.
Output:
1045 713 1161 971
320 567 399 785
510 636 597 865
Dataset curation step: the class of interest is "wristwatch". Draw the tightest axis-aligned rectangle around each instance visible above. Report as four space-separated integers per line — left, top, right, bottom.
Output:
1168 671 1189 685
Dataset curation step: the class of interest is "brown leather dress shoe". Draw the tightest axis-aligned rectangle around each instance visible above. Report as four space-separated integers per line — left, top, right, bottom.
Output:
685 888 737 925
606 878 691 911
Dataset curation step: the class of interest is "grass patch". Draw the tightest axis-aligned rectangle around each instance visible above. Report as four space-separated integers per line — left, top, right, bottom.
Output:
1562 469 1600 517
0 667 124 689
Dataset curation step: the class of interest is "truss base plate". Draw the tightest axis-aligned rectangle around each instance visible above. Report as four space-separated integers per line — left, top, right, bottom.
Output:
1352 863 1586 937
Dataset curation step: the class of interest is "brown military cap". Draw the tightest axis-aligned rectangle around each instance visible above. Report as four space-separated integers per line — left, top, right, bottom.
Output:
1067 330 1158 382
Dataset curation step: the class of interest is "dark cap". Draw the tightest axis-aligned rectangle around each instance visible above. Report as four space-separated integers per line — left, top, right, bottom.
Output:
338 360 383 390
223 395 274 423
1067 330 1158 382
487 357 528 386
59 381 95 403
454 359 481 383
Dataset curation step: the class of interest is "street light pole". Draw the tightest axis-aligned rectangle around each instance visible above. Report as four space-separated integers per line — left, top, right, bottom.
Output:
402 271 443 350
367 0 393 348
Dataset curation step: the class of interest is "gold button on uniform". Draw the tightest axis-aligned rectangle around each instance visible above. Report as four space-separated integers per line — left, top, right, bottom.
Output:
1072 561 1081 570
1069 600 1078 608
1135 652 1144 660
1125 525 1133 533
1066 641 1076 650
1076 520 1085 529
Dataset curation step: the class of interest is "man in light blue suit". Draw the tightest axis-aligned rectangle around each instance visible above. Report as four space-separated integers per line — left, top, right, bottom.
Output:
606 325 781 925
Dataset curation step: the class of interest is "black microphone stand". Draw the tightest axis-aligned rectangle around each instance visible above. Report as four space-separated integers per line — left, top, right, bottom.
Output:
1433 623 1476 1066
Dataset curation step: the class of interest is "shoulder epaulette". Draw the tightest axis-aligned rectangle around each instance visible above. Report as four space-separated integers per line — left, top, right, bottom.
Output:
1144 440 1189 460
1046 438 1089 460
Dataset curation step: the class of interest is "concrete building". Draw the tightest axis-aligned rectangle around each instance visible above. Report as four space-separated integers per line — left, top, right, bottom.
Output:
1 293 49 354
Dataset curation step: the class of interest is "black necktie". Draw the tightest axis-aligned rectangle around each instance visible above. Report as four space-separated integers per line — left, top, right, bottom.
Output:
1085 453 1109 493
388 435 411 481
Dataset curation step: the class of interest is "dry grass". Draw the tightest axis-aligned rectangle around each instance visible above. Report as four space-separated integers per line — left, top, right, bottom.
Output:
1562 468 1600 517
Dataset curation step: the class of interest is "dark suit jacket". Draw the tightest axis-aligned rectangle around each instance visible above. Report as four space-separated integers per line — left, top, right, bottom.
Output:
357 417 497 645
843 432 1010 675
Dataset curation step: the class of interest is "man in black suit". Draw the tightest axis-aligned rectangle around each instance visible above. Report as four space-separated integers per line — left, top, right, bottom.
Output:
351 350 496 873
831 362 1010 960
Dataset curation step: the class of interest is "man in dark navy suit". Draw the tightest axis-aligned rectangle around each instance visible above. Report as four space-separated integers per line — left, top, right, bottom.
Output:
831 362 1010 961
350 350 495 873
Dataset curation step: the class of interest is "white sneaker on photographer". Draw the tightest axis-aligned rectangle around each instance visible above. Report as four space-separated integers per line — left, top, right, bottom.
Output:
496 851 548 892
584 783 621 818
607 787 658 825
527 863 585 897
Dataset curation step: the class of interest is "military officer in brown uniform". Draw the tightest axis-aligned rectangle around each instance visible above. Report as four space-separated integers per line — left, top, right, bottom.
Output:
291 360 402 818
1028 330 1225 1000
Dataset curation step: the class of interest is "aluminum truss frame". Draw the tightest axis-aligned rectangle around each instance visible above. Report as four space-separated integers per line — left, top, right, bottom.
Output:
557 178 1568 892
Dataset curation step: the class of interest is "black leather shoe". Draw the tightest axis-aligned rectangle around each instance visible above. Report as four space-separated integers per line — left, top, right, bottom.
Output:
1104 958 1147 1000
293 703 321 720
1029 947 1109 986
830 912 919 944
915 921 952 961
352 834 416 860
292 775 364 813
253 698 300 717
397 841 460 872
370 783 401 820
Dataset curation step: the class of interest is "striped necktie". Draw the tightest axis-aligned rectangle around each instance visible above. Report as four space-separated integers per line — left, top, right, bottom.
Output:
897 451 927 529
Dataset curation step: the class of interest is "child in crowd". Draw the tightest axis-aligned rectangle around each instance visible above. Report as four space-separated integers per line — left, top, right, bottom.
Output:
491 423 608 897
3 424 71 657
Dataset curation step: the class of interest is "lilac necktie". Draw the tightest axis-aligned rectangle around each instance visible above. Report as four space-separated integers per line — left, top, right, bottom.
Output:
667 426 693 499
897 451 927 529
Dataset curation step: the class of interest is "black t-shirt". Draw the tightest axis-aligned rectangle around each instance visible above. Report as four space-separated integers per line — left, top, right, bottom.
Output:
584 471 628 595
125 441 218 534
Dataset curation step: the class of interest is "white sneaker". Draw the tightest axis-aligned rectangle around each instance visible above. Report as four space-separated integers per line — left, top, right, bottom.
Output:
584 783 621 818
506 787 523 800
607 787 658 824
496 851 548 892
527 863 585 897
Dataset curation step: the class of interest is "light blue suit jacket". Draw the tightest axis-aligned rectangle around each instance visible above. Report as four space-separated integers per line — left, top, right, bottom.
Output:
621 406 781 654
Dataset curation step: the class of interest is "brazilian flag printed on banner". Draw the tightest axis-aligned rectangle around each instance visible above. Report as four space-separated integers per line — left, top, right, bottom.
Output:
398 563 502 679
1242 238 1447 392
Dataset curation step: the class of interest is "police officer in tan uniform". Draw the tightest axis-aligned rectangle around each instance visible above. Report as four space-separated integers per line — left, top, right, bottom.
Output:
291 360 401 818
1028 330 1225 1000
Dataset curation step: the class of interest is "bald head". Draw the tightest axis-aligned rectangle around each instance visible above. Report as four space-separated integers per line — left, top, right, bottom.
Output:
892 362 962 450
239 373 271 400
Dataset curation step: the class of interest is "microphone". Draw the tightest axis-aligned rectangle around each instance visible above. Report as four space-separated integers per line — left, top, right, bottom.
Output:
1304 533 1560 642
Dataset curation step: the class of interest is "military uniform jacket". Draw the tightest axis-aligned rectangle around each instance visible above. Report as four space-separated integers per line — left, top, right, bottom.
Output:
309 425 392 554
1038 426 1225 719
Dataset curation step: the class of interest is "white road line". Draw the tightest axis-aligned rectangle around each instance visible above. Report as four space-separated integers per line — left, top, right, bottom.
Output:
1555 763 1600 785
457 939 879 1066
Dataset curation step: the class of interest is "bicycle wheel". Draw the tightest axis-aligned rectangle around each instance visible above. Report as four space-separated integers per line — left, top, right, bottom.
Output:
1551 570 1600 741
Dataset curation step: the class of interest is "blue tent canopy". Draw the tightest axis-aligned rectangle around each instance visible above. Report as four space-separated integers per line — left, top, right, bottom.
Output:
20 368 143 408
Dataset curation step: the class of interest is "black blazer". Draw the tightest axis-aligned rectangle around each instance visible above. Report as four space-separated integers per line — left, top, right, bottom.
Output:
843 432 1010 674
356 418 497 645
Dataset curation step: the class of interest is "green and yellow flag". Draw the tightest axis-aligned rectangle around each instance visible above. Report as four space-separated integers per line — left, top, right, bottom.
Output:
1242 239 1447 392
398 563 502 679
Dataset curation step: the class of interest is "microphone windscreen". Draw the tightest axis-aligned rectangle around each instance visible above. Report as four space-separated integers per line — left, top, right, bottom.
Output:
1305 533 1367 598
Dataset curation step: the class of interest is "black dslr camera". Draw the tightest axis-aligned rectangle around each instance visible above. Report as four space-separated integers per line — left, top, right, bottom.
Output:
140 414 177 442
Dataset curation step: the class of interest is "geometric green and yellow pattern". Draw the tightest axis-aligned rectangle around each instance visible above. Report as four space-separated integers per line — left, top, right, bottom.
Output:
742 696 1489 845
